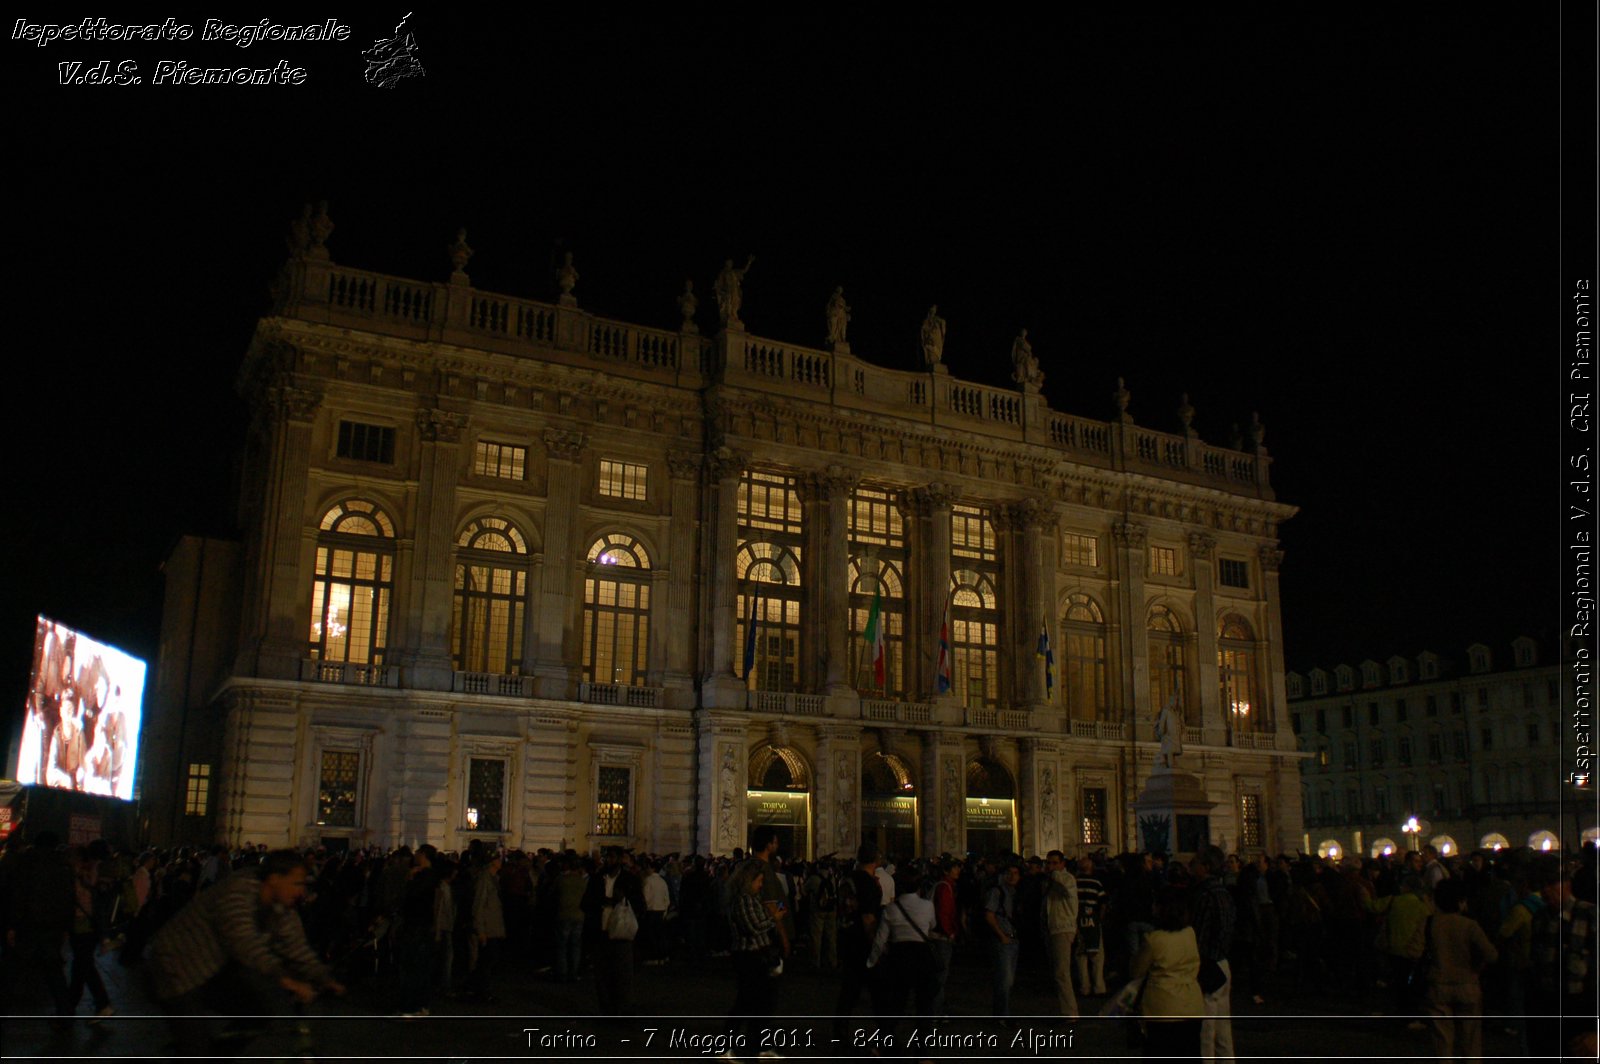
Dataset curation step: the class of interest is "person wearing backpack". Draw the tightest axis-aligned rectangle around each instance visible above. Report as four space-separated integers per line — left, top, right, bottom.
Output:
806 862 838 970
833 842 885 1039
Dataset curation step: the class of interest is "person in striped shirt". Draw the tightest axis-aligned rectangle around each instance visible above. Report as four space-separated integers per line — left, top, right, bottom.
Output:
148 850 344 1054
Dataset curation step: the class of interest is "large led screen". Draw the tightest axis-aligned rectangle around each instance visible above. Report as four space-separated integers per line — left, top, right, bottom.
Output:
18 616 145 800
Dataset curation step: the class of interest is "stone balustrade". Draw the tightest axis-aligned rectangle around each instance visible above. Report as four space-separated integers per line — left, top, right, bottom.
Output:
275 257 1274 496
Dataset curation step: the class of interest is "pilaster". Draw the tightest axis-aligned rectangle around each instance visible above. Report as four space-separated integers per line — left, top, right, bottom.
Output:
703 449 747 707
1018 737 1065 855
255 385 322 680
399 407 467 689
661 452 701 706
696 711 750 854
1111 520 1148 729
1190 531 1222 743
921 731 968 857
815 724 864 859
533 429 585 698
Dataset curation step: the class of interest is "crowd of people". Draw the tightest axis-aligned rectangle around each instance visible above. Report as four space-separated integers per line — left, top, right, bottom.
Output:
1 825 1594 1061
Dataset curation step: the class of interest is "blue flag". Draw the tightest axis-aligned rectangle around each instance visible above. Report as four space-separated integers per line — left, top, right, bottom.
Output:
1036 620 1054 694
742 593 760 677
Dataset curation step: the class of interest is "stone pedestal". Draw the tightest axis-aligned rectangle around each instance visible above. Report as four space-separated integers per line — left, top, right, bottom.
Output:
1132 767 1216 859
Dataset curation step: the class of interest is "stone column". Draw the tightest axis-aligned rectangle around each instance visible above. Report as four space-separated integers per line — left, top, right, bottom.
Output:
1018 738 1064 855
1259 544 1292 746
1014 500 1057 714
695 711 750 855
533 429 585 699
1190 532 1223 744
921 731 968 857
815 724 864 859
1111 521 1149 729
702 449 747 708
254 383 322 680
402 408 467 690
819 467 859 698
661 453 701 708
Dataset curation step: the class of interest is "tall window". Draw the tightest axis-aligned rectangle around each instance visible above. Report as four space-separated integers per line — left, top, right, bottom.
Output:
1218 615 1260 732
1064 593 1109 721
951 504 999 708
1149 545 1178 575
849 487 906 697
1218 558 1249 588
336 420 395 464
1062 532 1099 567
582 534 652 687
1239 793 1263 848
185 763 210 816
452 517 527 675
1081 786 1107 845
309 500 395 665
465 758 506 832
737 470 805 691
595 765 632 835
317 751 360 827
1148 605 1186 723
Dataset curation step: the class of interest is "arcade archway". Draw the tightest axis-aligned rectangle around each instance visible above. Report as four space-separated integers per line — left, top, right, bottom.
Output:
965 757 1017 856
861 752 918 861
747 745 812 860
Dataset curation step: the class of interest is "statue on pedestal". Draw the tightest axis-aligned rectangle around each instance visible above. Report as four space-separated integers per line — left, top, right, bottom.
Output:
714 255 755 328
1011 328 1043 390
825 286 850 347
1154 694 1184 770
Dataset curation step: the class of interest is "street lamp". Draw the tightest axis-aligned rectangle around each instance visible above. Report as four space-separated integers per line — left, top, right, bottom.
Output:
1403 815 1422 854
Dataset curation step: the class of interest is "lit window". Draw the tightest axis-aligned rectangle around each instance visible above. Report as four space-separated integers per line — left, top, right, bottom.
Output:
583 534 652 687
1062 532 1099 567
849 488 907 697
336 420 395 464
1218 558 1249 588
951 504 997 561
466 758 506 832
309 500 395 666
1064 593 1108 721
473 440 526 480
599 459 648 501
317 750 360 827
1148 605 1187 724
1239 794 1262 848
595 765 632 835
452 518 528 676
185 764 210 816
1081 787 1107 845
950 504 1000 708
1149 546 1178 576
1218 616 1259 731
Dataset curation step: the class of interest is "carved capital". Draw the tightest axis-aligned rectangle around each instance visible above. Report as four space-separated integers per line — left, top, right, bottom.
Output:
706 446 747 482
274 385 322 424
909 482 957 514
803 463 859 502
1013 497 1058 533
542 428 586 462
416 408 467 443
1112 520 1148 550
1187 532 1217 560
666 451 702 482
1258 544 1285 572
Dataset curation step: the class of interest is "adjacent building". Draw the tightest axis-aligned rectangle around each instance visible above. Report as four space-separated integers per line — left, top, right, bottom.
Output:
144 209 1304 858
1288 638 1595 858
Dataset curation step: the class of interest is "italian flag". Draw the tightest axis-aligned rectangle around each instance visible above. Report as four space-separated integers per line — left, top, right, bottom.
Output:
864 582 887 688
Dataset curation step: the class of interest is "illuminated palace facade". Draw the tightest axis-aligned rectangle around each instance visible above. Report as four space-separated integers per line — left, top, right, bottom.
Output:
148 218 1303 856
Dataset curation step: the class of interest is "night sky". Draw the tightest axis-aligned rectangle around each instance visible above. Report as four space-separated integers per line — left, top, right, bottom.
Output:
2 9 1572 727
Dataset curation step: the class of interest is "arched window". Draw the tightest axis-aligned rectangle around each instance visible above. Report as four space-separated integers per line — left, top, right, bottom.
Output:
737 470 805 692
1219 615 1260 732
452 517 527 675
737 541 801 691
1148 604 1187 723
582 533 652 687
951 568 999 708
1064 593 1108 722
849 560 905 696
309 499 395 665
1479 832 1510 852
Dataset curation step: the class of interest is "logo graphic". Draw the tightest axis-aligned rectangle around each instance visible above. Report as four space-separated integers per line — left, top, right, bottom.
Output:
363 13 424 88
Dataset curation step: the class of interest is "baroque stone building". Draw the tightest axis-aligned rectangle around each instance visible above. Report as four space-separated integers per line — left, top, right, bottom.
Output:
145 211 1303 857
1289 638 1595 859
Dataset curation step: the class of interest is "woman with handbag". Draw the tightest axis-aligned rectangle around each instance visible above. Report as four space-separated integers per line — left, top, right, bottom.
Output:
1128 885 1204 1059
875 869 940 1018
729 860 780 1048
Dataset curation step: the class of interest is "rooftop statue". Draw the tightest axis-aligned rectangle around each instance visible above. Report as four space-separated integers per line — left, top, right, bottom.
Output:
921 305 946 367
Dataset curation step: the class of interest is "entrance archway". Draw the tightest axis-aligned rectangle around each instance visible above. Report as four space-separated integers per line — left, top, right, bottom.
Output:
747 746 812 860
861 752 918 861
965 757 1017 856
